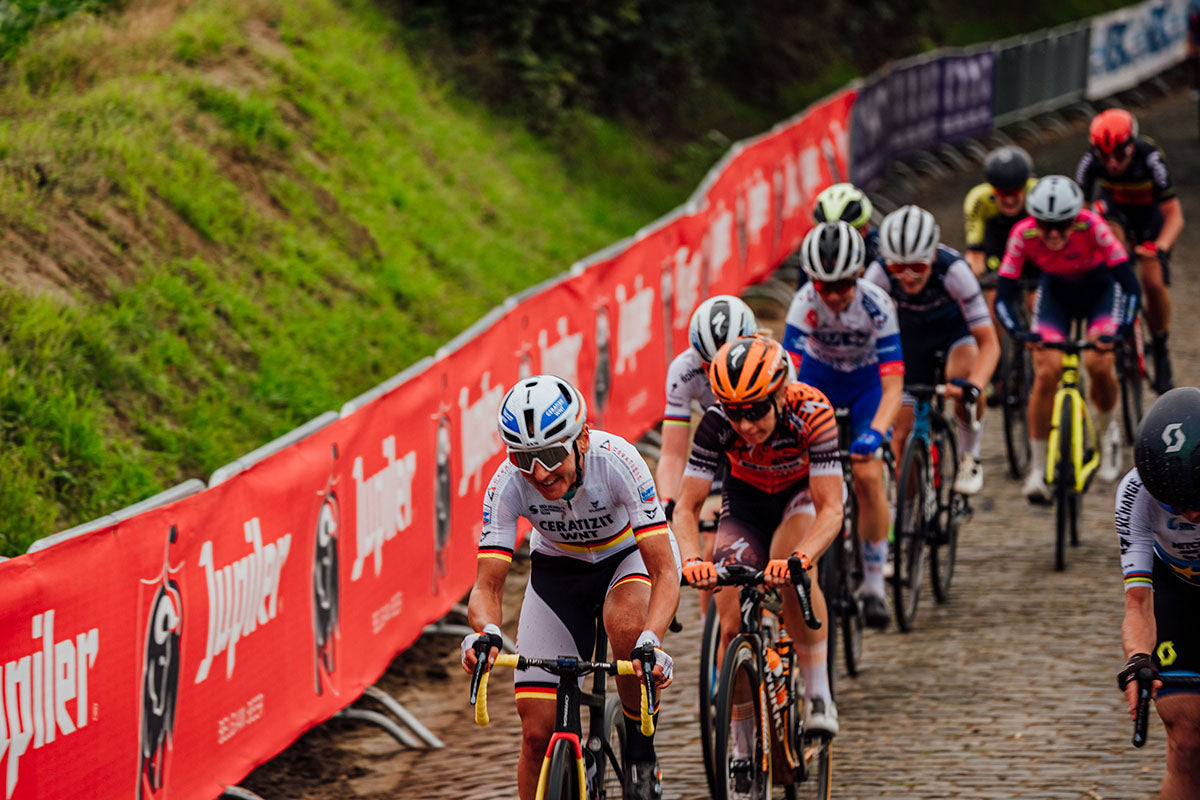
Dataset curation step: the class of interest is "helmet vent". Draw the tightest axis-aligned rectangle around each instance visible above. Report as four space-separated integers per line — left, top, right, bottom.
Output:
523 408 535 436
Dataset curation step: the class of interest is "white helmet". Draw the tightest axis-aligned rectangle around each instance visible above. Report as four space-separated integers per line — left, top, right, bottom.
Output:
497 375 587 450
1025 175 1084 223
799 221 865 281
688 295 757 363
878 205 940 265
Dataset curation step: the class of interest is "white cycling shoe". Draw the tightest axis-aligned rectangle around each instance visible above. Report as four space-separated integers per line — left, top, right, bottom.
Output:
803 695 839 737
954 454 983 495
1099 421 1123 483
1022 468 1051 504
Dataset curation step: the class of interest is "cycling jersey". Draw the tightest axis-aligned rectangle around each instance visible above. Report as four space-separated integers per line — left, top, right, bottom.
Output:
963 179 1038 270
783 280 903 375
1076 138 1175 209
480 430 671 565
1116 469 1200 591
683 382 841 494
997 210 1127 282
864 244 991 331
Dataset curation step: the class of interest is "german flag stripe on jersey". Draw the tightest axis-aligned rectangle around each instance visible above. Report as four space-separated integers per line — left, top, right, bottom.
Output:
478 546 514 562
663 415 691 426
1124 571 1153 588
553 524 633 554
514 684 558 702
612 573 651 591
633 522 669 543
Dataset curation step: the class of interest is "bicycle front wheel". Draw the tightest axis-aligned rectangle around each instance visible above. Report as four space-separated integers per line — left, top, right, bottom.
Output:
893 442 928 632
842 489 865 678
601 695 625 800
1053 396 1075 573
714 636 769 800
699 597 721 798
790 735 832 800
930 416 960 603
544 737 583 800
1003 336 1032 479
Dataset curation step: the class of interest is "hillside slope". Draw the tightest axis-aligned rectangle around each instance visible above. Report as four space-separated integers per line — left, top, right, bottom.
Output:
0 0 701 553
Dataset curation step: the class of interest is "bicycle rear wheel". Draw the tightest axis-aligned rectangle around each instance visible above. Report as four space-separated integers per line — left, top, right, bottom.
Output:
544 737 583 800
817 544 839 696
930 416 960 603
1003 335 1032 479
840 510 864 679
892 442 928 632
714 637 769 800
791 735 832 799
699 597 721 797
1119 325 1145 445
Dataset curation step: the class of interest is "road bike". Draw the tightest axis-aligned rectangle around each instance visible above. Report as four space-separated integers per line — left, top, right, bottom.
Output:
891 380 974 632
697 556 830 799
998 284 1036 480
1039 334 1101 572
469 614 657 799
1130 667 1200 746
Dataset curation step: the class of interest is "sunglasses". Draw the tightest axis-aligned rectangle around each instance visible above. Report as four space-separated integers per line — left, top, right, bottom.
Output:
885 262 930 277
1036 218 1074 235
722 399 774 422
992 186 1024 199
508 442 573 474
1094 143 1133 162
812 278 856 295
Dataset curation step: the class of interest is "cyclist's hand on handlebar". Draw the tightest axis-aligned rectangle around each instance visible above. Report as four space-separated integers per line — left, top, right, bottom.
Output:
1118 652 1160 719
765 552 810 587
632 632 673 689
850 428 885 460
461 624 503 673
946 378 980 405
1094 334 1116 352
682 557 717 589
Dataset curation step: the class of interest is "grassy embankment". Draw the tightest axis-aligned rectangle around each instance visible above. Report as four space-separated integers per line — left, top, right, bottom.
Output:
0 0 703 554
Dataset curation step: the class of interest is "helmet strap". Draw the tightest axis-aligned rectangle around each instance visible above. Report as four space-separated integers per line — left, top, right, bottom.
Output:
561 442 584 501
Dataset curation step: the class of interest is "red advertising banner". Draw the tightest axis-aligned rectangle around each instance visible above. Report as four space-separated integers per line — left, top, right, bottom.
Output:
0 86 857 800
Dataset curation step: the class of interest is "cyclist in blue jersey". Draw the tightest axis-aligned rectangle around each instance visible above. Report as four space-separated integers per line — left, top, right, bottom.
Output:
866 206 999 494
784 221 904 628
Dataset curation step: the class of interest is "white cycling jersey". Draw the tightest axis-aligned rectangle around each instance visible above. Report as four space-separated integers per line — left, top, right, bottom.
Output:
480 430 673 565
782 280 903 373
1116 468 1200 590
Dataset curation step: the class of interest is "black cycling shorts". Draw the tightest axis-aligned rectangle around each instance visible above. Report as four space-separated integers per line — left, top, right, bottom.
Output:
714 476 813 569
1152 557 1200 693
899 316 973 388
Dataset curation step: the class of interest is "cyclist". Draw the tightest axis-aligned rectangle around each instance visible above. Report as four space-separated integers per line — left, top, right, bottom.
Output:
865 205 999 494
462 375 681 800
674 335 844 741
963 145 1038 284
1115 388 1200 798
993 176 1141 502
783 221 904 628
794 182 878 288
1076 108 1183 394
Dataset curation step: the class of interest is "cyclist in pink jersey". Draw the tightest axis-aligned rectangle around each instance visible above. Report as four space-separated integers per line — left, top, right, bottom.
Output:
994 176 1141 501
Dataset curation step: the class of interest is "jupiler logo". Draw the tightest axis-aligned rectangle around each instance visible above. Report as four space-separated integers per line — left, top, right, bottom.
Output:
195 518 292 683
313 446 341 695
350 435 417 581
0 609 99 799
138 526 183 799
615 276 655 376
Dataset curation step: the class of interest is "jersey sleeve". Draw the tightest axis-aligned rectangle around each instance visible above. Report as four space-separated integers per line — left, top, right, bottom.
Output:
1146 146 1176 203
602 436 670 544
663 352 694 426
479 464 523 564
866 286 904 376
783 288 814 359
1092 215 1129 267
1075 152 1099 200
1115 470 1155 591
683 408 730 484
963 183 991 250
998 223 1030 279
795 386 841 478
944 258 992 329
863 261 890 292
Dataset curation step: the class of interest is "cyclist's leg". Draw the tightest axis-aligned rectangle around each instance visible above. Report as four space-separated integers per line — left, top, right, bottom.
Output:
1151 563 1200 799
1024 283 1066 497
1157 695 1200 799
1133 206 1173 393
515 555 614 800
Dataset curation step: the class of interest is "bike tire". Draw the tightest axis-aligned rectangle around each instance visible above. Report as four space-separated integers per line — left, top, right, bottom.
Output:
892 442 927 632
930 415 960 603
1053 395 1074 573
698 597 721 798
817 544 839 696
1119 334 1145 446
1002 336 1032 480
544 737 583 800
601 695 625 800
840 510 864 680
791 735 832 800
714 636 769 800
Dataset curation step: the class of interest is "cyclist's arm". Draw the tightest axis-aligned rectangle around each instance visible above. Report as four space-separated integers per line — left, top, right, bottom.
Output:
965 250 987 277
967 321 1001 391
467 557 510 635
674 473 712 563
804 466 844 560
871 371 903 435
655 421 691 511
946 259 1000 386
1121 586 1157 660
1157 197 1184 252
635 530 682 643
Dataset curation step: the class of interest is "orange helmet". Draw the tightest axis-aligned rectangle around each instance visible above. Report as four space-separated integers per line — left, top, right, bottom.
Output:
1089 108 1137 156
709 335 788 404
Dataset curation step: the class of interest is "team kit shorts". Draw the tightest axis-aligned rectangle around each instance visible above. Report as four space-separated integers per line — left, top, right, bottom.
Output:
1151 558 1200 695
713 476 814 570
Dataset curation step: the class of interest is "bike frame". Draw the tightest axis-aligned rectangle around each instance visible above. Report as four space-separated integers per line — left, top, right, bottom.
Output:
1046 350 1100 494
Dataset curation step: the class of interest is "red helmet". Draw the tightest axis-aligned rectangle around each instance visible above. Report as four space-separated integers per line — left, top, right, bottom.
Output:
1089 108 1137 156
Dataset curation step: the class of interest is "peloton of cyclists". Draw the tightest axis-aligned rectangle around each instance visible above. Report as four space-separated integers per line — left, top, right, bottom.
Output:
674 335 845 740
1116 388 1200 799
865 205 1000 494
1076 108 1183 395
461 374 681 800
993 175 1142 501
784 221 904 629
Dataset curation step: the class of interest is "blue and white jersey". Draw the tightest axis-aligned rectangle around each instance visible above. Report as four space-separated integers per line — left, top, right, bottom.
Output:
783 279 904 375
1116 468 1200 590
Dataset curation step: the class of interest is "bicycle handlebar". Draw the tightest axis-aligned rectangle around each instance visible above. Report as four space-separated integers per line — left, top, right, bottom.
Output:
680 559 821 630
1132 669 1200 747
1038 339 1104 353
470 652 655 735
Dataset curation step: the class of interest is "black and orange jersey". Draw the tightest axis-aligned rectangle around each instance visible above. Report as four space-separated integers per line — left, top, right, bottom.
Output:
683 382 841 494
1076 138 1175 209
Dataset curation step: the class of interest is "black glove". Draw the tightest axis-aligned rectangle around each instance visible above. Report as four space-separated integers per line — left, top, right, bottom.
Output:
663 498 675 523
1117 652 1156 690
949 378 980 406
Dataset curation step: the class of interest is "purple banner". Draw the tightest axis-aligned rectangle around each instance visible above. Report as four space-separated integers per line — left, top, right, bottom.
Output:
850 49 995 189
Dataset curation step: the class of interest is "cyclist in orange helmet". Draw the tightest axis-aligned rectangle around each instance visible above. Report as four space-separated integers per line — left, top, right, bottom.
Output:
1076 108 1184 395
676 335 845 740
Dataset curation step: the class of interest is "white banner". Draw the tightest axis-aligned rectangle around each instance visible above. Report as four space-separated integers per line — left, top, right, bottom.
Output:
1088 0 1188 99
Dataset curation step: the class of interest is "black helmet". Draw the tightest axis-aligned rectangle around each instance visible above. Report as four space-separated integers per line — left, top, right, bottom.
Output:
984 146 1033 192
1134 387 1200 510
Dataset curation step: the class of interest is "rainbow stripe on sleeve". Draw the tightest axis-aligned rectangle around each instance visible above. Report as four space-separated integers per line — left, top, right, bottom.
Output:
1123 571 1153 589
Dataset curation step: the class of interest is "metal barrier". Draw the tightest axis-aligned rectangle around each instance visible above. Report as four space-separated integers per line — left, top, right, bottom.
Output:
992 21 1092 127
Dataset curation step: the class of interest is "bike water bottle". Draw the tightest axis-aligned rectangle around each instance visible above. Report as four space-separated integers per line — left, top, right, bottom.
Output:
765 647 787 710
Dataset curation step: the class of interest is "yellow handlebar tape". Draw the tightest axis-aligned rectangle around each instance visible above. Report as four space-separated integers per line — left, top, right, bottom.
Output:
474 670 491 726
640 682 654 736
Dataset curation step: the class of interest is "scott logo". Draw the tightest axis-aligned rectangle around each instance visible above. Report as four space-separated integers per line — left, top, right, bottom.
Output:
1163 423 1186 454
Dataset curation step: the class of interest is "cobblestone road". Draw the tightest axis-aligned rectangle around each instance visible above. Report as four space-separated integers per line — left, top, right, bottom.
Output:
243 89 1200 799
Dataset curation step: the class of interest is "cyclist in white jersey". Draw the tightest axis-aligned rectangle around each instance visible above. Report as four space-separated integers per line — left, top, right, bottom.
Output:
462 375 681 800
784 221 904 629
1115 389 1200 798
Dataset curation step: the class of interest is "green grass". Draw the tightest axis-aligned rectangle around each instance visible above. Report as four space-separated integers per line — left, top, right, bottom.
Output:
0 0 706 554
